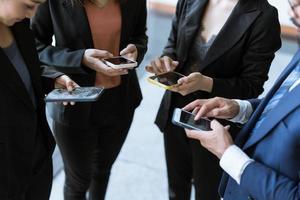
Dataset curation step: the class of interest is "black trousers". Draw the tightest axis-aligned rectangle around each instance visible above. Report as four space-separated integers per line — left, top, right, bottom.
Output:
52 112 134 200
9 159 53 200
164 121 222 200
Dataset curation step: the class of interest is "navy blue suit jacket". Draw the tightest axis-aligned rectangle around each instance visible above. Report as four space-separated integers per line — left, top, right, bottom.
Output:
219 50 300 200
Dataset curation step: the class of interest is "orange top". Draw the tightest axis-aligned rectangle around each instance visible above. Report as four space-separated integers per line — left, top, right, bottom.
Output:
85 0 122 88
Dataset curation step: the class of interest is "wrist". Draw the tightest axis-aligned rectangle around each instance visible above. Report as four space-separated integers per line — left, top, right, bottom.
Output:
217 144 233 159
201 76 213 92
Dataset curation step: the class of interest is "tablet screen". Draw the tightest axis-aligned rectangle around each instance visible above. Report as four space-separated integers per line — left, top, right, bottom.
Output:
45 87 104 102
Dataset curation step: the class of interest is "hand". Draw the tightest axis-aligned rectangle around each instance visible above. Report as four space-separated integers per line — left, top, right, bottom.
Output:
54 75 79 106
172 72 213 95
120 44 138 61
183 97 240 120
146 56 179 74
185 120 234 159
82 49 128 76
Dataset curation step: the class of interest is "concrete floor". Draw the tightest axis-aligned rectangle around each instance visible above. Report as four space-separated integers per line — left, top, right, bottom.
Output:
50 10 298 200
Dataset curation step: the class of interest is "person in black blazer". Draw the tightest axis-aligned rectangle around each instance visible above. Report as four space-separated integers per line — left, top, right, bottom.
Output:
0 0 77 199
31 0 148 199
146 0 281 199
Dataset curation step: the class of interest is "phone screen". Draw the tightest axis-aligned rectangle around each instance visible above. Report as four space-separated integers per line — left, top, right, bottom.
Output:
105 57 135 65
152 72 184 86
180 110 211 131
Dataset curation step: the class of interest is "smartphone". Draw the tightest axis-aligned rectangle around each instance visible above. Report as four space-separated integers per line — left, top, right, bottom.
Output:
147 71 185 90
172 108 212 131
103 56 137 69
45 87 104 102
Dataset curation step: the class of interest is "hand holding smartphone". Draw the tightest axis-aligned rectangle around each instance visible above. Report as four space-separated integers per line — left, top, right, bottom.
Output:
172 108 212 131
147 71 185 90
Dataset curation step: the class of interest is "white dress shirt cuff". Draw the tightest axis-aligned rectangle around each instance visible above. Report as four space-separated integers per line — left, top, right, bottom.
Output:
220 145 254 184
229 100 253 124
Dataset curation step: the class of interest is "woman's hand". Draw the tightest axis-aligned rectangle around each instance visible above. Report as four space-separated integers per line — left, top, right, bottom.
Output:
146 56 179 74
172 72 213 95
82 49 128 76
54 75 80 106
120 44 138 61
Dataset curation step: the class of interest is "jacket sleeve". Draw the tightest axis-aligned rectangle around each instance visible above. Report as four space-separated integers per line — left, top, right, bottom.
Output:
248 98 262 111
240 162 300 200
210 7 282 99
128 0 148 65
41 65 64 94
30 1 88 74
161 0 185 60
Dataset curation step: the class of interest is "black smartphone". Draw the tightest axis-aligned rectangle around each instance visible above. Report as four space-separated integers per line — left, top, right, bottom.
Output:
172 108 212 131
45 87 104 102
147 71 185 89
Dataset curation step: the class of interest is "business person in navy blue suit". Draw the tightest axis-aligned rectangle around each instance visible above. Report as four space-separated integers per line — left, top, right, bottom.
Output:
182 1 300 199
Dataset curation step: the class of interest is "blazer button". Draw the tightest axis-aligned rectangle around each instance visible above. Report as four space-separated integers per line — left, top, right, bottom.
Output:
248 196 254 200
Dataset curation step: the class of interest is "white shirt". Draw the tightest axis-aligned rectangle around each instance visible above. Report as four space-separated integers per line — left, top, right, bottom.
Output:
220 79 300 184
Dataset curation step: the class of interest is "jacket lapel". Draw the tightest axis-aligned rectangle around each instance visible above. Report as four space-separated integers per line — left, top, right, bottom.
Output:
200 0 260 71
234 51 300 148
0 49 35 111
120 1 130 50
180 0 208 63
12 21 43 105
63 0 94 48
243 85 300 150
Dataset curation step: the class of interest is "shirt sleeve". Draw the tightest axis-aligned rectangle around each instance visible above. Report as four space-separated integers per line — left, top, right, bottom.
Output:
220 145 254 184
229 100 253 124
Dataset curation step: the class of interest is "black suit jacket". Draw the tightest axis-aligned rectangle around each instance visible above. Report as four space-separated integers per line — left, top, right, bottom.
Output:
155 0 281 132
31 0 148 128
0 20 59 198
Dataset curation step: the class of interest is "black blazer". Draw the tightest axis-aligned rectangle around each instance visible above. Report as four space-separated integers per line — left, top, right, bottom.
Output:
0 20 59 198
155 0 281 132
31 0 148 128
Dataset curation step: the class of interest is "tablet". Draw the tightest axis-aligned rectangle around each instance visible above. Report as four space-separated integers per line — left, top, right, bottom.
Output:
45 87 104 102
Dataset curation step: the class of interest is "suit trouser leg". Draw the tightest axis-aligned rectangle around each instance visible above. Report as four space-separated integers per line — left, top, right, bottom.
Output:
164 122 222 200
52 113 133 200
53 122 97 200
191 140 222 200
88 113 133 200
164 123 193 200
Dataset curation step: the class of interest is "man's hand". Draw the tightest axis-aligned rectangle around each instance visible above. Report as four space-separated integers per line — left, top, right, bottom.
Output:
54 75 79 106
120 44 138 61
172 72 213 95
146 56 179 74
185 120 234 159
183 97 240 120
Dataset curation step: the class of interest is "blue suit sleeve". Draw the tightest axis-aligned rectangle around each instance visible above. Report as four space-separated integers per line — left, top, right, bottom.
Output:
240 162 300 200
248 99 262 111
